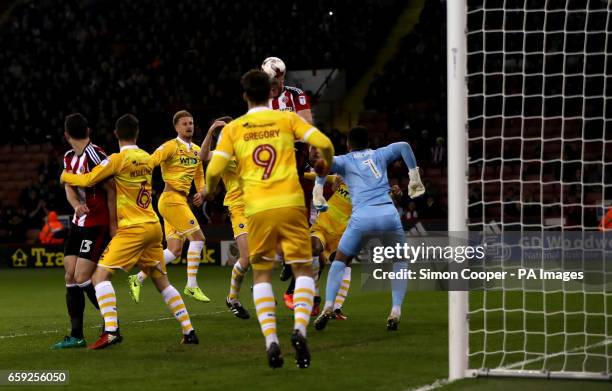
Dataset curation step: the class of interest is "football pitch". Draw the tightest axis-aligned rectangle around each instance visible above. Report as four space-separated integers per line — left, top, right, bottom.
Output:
0 267 609 391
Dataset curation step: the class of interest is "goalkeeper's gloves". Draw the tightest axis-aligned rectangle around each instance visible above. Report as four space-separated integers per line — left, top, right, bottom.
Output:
408 167 425 198
312 176 328 212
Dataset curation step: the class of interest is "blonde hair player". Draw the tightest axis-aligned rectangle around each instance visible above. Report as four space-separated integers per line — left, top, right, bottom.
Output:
128 111 211 303
205 70 334 369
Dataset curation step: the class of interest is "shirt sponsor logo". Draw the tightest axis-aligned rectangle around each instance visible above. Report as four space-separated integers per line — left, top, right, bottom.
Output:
336 186 351 200
179 157 198 165
242 122 276 128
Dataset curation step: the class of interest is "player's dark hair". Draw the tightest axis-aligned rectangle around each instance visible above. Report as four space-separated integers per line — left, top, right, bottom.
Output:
173 110 193 125
115 114 139 141
241 70 271 105
348 126 370 151
64 113 89 140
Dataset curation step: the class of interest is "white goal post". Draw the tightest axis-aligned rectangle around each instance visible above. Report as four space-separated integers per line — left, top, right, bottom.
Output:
448 0 611 381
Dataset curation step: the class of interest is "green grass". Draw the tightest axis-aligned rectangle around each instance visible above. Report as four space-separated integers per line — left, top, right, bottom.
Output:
0 267 609 390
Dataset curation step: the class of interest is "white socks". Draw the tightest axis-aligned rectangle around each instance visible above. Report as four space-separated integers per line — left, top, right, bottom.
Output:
186 241 204 288
253 282 278 348
293 276 315 337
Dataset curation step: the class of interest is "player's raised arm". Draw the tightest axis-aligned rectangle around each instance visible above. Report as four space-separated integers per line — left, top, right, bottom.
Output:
61 154 121 188
299 122 334 211
292 115 334 212
199 118 230 162
380 142 418 169
289 114 334 211
379 141 425 198
205 128 233 195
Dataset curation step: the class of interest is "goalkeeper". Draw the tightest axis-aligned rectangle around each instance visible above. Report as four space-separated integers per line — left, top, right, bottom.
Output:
312 126 425 332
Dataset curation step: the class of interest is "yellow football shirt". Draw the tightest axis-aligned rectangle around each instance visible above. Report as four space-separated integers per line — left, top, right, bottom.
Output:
148 137 205 195
303 172 352 230
208 107 333 216
324 182 352 228
221 158 243 208
61 145 158 228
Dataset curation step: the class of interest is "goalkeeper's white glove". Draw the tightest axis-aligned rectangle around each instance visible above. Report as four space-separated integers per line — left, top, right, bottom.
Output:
408 167 425 198
312 181 328 212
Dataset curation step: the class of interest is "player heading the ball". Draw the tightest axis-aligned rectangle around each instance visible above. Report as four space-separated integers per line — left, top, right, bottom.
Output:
205 70 334 369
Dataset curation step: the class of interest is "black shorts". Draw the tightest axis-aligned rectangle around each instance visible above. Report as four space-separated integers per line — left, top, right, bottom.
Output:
64 223 110 263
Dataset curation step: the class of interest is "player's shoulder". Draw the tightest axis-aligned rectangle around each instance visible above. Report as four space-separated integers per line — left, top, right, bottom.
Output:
346 149 374 163
118 146 148 157
64 149 75 158
136 147 152 158
285 85 305 96
96 150 120 167
270 109 301 123
373 144 392 154
88 143 106 154
222 116 243 135
227 114 248 127
373 142 402 158
162 138 178 147
229 110 281 128
155 138 178 152
84 143 107 164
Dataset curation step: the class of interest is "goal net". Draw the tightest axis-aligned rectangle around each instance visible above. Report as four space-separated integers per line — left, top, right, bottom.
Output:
452 0 612 380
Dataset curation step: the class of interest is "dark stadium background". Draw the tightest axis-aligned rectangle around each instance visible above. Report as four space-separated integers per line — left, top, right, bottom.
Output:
1 1 611 390
0 0 448 247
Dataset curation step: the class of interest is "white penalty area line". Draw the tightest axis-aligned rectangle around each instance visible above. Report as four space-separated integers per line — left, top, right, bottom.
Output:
0 308 229 340
503 338 612 369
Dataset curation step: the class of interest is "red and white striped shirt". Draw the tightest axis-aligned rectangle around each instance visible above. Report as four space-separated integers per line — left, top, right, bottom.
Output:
269 85 312 218
270 86 310 113
63 143 110 227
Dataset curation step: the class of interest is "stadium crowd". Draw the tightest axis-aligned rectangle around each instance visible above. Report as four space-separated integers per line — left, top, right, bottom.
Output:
1 0 405 147
1 0 447 243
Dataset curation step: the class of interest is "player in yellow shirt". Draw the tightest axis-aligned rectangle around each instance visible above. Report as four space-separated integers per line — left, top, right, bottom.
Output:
61 114 198 349
128 110 210 303
205 70 334 369
200 116 250 319
297 164 353 320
